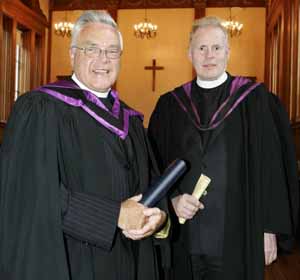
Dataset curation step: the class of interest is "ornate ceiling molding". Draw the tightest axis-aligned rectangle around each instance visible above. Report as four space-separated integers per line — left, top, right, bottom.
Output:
20 0 45 15
51 0 266 11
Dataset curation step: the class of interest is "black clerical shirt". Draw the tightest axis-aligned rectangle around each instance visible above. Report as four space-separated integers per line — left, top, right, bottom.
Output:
191 77 231 147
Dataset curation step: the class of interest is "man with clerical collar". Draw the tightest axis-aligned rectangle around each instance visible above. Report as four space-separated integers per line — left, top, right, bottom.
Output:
0 11 169 280
148 16 298 280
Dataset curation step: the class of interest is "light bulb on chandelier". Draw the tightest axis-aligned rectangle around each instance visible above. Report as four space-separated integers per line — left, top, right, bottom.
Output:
54 21 74 37
134 19 157 39
221 8 243 38
133 4 157 39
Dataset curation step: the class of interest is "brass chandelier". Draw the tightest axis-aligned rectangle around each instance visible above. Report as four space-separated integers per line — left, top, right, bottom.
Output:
54 21 74 37
54 12 74 37
222 8 243 38
134 6 157 39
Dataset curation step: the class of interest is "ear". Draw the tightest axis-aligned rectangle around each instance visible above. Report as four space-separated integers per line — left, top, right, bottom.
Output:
226 46 230 60
69 48 75 68
188 46 193 63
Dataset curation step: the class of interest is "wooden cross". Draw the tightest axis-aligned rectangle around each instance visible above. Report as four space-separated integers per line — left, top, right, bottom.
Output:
144 59 164 91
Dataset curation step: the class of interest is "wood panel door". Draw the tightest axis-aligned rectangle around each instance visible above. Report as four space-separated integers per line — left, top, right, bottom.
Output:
0 0 48 142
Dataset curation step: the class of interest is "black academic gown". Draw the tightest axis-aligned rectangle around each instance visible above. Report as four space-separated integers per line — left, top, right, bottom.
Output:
148 75 298 280
0 81 164 280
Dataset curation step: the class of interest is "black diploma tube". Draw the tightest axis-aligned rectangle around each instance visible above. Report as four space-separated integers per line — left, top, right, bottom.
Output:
140 159 187 207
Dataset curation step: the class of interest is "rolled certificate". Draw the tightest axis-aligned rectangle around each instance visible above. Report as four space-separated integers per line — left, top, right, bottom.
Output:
179 174 211 224
140 159 187 207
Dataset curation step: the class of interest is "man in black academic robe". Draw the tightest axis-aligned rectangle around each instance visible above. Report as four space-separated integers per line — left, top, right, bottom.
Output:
0 11 168 280
148 17 298 280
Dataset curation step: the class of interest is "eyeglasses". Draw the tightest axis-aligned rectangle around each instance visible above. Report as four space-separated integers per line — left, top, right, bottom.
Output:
195 45 226 56
73 46 122 59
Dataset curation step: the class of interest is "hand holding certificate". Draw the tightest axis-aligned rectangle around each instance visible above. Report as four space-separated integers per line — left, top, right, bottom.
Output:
178 174 211 224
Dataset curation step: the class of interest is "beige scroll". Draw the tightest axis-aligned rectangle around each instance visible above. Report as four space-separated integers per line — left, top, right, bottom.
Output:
179 174 211 224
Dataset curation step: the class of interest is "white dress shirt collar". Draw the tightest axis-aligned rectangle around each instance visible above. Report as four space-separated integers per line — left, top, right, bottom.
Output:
196 72 228 89
71 74 110 98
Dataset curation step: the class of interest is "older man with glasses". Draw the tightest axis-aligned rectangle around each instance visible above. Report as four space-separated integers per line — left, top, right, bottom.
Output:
0 11 168 280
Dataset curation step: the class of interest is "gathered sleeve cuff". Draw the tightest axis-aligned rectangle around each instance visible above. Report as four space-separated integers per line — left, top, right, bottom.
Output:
61 186 121 251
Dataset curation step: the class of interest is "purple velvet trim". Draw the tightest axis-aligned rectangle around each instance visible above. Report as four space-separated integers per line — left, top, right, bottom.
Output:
45 80 122 119
171 91 188 114
177 81 201 127
229 76 251 95
36 81 143 140
209 77 252 126
182 82 201 125
175 77 261 131
182 82 192 96
208 82 260 129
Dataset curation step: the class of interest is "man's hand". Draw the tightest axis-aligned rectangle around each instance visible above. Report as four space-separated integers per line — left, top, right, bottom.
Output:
118 194 146 230
264 232 277 265
122 207 167 240
171 194 204 220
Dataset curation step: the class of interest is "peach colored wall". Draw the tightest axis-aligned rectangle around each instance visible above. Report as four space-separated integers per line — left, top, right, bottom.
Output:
50 7 265 126
117 9 194 126
206 7 266 82
51 10 84 81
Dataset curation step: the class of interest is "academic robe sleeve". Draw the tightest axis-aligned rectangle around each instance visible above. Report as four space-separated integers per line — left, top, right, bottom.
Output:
0 92 122 280
148 96 171 171
61 184 120 250
253 88 298 238
148 95 181 199
270 94 299 233
0 93 69 280
266 93 299 235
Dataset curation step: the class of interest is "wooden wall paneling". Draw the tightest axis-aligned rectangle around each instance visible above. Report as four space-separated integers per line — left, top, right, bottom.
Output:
1 15 13 123
0 0 49 143
0 12 4 124
38 31 46 87
2 0 48 33
283 0 292 119
205 0 266 7
293 1 300 164
265 0 291 108
266 2 283 95
30 30 36 89
29 30 46 89
265 0 300 163
51 0 266 11
106 0 119 21
289 0 297 122
266 27 271 89
2 16 14 122
19 29 32 96
9 19 16 121
297 0 300 122
193 0 206 19
274 18 281 95
47 11 52 83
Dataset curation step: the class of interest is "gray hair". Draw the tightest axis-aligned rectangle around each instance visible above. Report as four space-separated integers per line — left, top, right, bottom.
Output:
190 16 228 45
71 10 123 50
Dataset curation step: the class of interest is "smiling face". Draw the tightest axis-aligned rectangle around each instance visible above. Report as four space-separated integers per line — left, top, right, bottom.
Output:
189 25 229 81
70 22 121 92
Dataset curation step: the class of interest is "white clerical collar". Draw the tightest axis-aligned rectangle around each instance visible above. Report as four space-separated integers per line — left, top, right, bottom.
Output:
196 72 228 89
71 74 110 98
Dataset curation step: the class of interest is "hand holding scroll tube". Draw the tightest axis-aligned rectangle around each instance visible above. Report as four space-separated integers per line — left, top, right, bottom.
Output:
171 174 211 224
119 159 187 237
118 194 146 230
